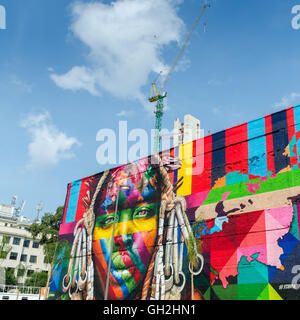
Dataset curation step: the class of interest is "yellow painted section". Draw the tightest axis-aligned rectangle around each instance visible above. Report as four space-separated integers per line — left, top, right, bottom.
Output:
176 141 193 196
93 215 157 240
268 284 283 300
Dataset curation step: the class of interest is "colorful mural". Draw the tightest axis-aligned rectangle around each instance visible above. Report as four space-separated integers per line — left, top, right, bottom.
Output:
49 105 300 300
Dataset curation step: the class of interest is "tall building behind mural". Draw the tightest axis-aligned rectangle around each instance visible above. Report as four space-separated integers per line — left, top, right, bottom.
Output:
173 114 201 147
49 105 300 300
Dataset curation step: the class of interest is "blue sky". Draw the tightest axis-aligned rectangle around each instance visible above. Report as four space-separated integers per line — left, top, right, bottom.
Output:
0 0 299 220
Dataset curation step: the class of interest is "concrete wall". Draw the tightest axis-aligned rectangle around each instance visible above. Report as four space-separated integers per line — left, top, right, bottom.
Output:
50 105 300 300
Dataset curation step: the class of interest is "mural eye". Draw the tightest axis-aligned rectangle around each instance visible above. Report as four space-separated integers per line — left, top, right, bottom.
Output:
136 210 148 217
104 217 114 225
100 214 115 227
133 206 153 219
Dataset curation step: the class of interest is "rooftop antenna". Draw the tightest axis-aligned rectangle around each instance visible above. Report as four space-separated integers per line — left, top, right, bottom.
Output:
15 200 26 216
36 201 44 221
11 195 18 207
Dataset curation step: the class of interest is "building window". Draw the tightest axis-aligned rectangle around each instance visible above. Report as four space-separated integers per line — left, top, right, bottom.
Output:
20 254 27 262
23 239 30 248
29 255 37 263
13 237 21 245
32 241 39 249
9 252 18 260
27 270 34 276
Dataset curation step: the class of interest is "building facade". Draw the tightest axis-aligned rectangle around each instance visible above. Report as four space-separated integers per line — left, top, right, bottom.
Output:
173 114 201 147
50 105 300 300
0 205 49 285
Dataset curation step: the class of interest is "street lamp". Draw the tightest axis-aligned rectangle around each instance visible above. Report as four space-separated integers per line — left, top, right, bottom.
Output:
104 184 130 300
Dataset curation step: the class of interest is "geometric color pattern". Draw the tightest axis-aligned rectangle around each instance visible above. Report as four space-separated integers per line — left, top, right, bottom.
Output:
50 105 300 300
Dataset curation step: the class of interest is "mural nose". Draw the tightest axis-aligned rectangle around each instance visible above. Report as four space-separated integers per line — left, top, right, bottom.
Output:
122 234 134 249
114 234 133 251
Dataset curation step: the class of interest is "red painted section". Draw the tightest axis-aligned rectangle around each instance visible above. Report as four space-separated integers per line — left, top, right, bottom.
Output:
192 135 212 193
225 123 248 175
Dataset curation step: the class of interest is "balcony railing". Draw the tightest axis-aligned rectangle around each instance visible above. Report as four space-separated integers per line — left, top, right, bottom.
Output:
0 284 42 295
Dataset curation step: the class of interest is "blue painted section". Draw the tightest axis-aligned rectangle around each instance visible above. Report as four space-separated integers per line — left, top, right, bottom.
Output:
294 105 300 132
226 171 249 185
272 110 290 173
248 118 268 177
211 130 226 187
174 146 179 195
65 180 81 224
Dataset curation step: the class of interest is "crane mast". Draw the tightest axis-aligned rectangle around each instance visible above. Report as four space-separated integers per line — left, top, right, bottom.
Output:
149 4 208 154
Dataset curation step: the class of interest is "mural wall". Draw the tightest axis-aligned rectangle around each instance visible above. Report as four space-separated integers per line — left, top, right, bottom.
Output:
49 105 300 300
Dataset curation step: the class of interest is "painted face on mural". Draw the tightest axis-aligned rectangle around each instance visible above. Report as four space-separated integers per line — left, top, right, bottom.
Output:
92 160 161 299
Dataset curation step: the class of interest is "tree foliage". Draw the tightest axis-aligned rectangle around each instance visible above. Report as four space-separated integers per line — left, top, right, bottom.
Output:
28 206 63 245
28 206 64 263
16 263 26 278
24 271 48 288
0 236 12 262
5 268 18 286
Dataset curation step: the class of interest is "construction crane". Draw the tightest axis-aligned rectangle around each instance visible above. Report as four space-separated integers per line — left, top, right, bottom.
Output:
149 3 209 154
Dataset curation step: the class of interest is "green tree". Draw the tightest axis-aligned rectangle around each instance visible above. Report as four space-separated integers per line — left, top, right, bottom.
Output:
24 271 48 288
5 268 18 286
28 207 63 246
0 235 12 262
0 236 13 286
27 206 64 292
28 206 64 261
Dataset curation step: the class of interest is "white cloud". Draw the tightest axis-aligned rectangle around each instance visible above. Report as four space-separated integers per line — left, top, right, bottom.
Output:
20 111 81 168
116 109 135 117
50 66 100 96
50 0 185 105
272 92 300 110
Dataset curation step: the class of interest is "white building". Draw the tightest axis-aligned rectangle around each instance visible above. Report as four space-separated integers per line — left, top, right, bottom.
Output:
173 114 201 147
0 202 49 286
